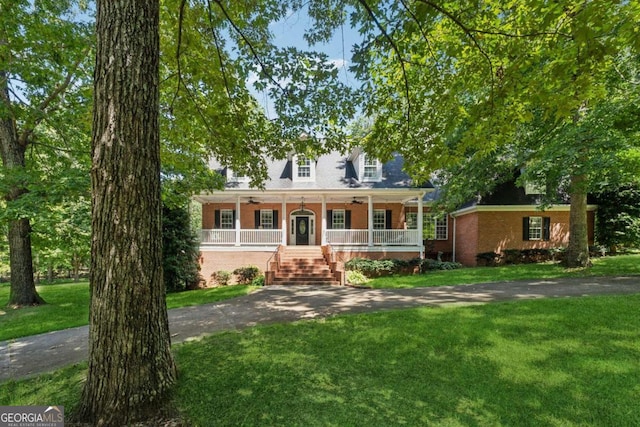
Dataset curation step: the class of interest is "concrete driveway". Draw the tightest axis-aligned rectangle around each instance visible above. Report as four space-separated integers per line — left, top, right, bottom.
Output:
1 276 639 383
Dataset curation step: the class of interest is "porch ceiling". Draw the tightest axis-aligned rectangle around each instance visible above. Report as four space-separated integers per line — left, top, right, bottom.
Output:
193 188 430 205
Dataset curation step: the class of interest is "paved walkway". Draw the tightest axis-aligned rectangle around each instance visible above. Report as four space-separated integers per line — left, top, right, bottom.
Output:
1 276 639 383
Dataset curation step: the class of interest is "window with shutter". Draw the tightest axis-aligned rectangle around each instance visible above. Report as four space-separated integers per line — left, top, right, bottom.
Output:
332 209 345 229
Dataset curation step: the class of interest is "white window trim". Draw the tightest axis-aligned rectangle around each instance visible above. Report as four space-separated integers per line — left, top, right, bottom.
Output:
260 209 274 229
220 209 234 229
360 153 382 182
524 181 545 195
373 209 386 229
528 216 543 240
292 155 316 182
406 212 418 229
226 168 248 183
424 214 448 240
332 209 346 229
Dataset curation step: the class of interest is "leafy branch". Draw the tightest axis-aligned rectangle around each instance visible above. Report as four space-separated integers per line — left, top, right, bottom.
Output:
355 0 411 130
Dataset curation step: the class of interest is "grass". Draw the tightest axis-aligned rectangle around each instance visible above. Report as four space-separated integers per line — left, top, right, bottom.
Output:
2 295 639 425
0 282 258 341
368 253 640 289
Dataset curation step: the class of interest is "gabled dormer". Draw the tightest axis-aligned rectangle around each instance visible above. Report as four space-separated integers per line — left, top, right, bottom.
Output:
291 154 316 182
226 167 249 183
519 168 545 195
349 148 382 182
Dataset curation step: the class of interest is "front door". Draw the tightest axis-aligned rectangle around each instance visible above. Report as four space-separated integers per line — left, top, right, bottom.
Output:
295 216 309 245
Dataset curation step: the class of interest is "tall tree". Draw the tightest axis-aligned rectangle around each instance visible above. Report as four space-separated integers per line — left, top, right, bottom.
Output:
76 0 177 424
0 0 92 305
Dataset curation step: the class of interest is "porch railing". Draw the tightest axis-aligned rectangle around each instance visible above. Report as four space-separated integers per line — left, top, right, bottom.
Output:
326 229 421 246
200 229 281 245
372 229 421 245
201 229 235 244
201 229 422 246
241 229 281 245
325 229 368 245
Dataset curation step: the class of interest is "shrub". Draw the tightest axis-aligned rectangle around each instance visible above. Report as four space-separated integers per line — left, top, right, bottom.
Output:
233 265 261 284
211 270 232 286
344 258 397 276
420 259 462 271
476 252 500 266
162 204 202 292
346 270 370 286
502 249 523 264
251 275 265 287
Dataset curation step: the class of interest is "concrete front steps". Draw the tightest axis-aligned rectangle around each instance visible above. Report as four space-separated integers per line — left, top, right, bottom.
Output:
269 246 341 286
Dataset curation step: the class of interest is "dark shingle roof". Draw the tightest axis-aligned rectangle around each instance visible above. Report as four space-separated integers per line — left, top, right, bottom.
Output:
215 151 433 191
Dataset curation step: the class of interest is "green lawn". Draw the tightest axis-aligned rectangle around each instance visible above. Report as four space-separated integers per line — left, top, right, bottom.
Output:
0 282 258 341
1 254 639 342
368 253 640 288
2 295 639 426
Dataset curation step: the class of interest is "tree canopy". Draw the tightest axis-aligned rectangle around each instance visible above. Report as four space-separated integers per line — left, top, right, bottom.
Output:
291 0 640 266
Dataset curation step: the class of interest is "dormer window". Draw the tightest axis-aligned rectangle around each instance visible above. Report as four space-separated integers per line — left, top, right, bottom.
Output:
361 153 382 182
227 168 248 183
292 155 315 182
520 167 544 195
298 157 311 177
524 181 544 195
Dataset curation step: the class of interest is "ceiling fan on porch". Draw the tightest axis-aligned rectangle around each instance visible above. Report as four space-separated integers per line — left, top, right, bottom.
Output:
350 197 364 205
247 197 261 205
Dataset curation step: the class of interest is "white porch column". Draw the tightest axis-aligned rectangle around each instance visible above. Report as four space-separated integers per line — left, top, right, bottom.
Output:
235 196 241 246
281 195 287 245
321 195 327 245
368 195 373 247
417 193 424 258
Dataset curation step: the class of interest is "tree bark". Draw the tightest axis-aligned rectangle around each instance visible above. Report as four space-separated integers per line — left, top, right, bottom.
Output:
0 70 43 307
564 173 590 268
76 0 176 424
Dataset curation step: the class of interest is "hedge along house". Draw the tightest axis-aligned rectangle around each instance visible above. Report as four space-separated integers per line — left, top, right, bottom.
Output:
193 149 437 284
449 174 597 266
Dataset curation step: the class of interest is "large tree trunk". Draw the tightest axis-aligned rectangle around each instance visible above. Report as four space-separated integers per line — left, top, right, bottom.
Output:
564 173 590 268
76 0 176 424
0 70 43 307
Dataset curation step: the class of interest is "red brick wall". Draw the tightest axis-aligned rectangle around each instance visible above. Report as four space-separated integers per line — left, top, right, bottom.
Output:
455 209 596 266
333 250 420 263
199 250 273 285
454 213 479 266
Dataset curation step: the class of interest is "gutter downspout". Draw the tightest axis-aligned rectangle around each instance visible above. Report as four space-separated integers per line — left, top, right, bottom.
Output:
452 214 457 263
417 193 424 259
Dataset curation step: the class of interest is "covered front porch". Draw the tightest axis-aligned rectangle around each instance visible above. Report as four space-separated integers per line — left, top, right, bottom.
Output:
194 189 429 254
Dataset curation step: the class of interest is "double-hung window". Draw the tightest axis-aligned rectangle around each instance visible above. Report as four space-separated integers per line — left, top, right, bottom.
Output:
373 209 386 229
523 216 550 241
424 214 448 240
260 209 274 229
297 156 311 178
406 212 417 229
362 153 381 181
220 209 234 229
332 209 345 229
527 216 543 240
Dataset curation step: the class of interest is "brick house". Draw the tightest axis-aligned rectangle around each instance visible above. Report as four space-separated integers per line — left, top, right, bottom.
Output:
449 176 596 266
193 151 596 283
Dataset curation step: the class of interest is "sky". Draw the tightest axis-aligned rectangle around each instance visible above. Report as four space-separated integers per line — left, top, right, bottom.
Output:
250 7 363 118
